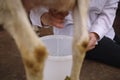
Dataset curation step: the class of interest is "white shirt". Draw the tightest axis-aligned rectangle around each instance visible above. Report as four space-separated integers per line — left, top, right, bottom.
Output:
30 0 119 40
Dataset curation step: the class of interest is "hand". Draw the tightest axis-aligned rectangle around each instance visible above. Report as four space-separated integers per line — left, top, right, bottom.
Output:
86 32 99 51
41 9 68 28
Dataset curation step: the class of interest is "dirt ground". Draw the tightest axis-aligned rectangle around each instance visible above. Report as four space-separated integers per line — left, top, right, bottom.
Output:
0 29 120 80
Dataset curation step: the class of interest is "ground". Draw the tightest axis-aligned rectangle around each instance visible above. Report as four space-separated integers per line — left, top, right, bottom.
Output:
0 29 120 80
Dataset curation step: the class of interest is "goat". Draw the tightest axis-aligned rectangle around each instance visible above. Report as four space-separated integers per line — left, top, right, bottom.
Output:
0 0 89 80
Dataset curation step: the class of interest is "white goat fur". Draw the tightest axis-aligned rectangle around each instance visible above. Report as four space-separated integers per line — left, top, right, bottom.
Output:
0 0 89 80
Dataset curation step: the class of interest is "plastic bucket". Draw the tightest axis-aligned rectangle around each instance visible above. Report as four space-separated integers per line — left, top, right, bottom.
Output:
40 35 73 80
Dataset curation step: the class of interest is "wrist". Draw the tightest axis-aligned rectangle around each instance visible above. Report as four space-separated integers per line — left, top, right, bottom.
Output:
90 32 99 41
92 32 99 40
41 13 50 27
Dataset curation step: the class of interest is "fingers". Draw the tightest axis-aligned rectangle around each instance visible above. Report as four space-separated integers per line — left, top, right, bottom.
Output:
86 36 96 51
48 9 68 28
87 32 99 51
41 9 68 28
49 14 64 28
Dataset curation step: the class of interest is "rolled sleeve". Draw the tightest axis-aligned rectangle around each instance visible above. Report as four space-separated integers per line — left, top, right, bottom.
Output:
29 7 48 27
89 0 119 40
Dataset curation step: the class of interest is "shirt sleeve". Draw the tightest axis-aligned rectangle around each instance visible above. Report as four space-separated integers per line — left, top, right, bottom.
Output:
89 0 119 40
29 7 48 27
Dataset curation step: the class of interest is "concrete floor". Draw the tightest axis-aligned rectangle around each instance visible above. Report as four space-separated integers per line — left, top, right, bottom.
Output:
0 30 120 80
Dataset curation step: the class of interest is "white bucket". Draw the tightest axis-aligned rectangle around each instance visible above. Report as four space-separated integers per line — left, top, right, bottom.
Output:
40 35 73 80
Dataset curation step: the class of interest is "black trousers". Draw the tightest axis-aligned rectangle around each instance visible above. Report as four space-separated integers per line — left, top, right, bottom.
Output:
85 35 120 68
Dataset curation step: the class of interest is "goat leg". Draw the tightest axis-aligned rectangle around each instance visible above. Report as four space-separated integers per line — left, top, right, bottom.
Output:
70 0 89 80
0 0 48 80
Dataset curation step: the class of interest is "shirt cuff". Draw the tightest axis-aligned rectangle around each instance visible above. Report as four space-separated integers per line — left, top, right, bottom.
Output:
89 25 107 41
29 7 48 27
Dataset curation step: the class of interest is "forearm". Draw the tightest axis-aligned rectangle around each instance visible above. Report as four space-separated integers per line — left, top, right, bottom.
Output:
89 0 119 40
29 7 48 27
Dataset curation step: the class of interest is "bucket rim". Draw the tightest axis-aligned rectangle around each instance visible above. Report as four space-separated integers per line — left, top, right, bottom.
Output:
40 35 73 61
40 35 73 40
